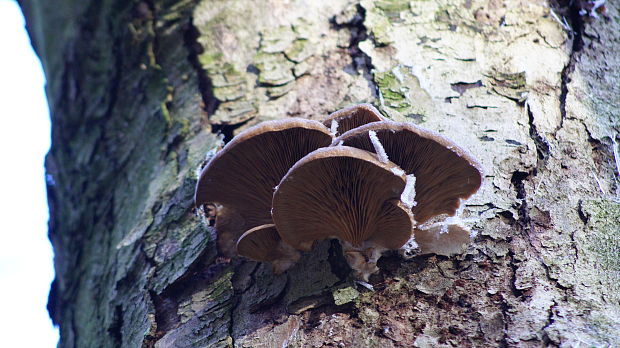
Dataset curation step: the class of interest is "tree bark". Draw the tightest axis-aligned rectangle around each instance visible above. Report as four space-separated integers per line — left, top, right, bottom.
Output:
20 0 620 347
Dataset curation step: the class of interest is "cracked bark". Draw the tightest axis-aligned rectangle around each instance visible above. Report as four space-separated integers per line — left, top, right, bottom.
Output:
20 0 620 347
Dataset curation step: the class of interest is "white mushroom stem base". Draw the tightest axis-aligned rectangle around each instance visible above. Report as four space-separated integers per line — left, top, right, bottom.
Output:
399 234 420 259
341 240 387 281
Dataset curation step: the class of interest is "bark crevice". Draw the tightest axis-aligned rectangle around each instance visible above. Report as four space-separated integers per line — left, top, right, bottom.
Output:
331 4 377 96
526 102 552 162
557 1 585 131
510 170 571 289
183 15 220 118
541 300 558 345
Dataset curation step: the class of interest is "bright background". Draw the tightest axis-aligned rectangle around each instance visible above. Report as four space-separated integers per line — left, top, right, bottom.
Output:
0 0 59 346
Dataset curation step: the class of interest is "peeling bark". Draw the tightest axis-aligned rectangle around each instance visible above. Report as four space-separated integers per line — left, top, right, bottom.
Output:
20 0 619 347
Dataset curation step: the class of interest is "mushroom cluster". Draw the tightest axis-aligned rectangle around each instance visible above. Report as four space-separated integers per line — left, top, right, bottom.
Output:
195 104 483 280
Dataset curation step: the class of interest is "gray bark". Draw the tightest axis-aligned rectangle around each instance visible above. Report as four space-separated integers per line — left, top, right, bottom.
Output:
20 0 620 347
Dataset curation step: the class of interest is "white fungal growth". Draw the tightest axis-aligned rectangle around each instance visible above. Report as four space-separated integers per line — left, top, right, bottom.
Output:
420 199 479 234
401 174 418 208
196 205 209 225
330 119 339 135
549 8 571 31
391 167 405 176
591 171 606 194
399 234 419 259
469 228 478 239
587 0 606 18
368 130 389 163
355 280 375 291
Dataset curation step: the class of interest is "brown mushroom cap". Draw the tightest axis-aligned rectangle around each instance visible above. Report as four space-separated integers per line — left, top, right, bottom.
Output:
272 146 414 251
334 121 483 224
236 224 282 262
236 224 302 274
322 103 384 136
413 225 471 256
195 118 333 257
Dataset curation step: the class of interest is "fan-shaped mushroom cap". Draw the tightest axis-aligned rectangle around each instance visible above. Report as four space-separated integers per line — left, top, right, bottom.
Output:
272 146 414 251
322 103 384 136
413 224 471 256
236 224 301 273
236 224 282 262
334 121 483 224
195 118 333 257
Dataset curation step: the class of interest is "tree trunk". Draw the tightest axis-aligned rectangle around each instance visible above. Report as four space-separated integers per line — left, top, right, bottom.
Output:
20 0 619 346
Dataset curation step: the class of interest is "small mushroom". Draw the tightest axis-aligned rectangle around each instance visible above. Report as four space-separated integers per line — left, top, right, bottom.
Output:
272 146 414 280
236 224 301 274
195 118 333 257
322 103 384 136
335 121 483 224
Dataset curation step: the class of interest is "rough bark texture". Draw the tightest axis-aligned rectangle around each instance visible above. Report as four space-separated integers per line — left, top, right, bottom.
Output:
20 0 619 347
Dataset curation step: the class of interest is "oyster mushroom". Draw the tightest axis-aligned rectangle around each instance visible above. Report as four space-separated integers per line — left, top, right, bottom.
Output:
322 103 384 136
334 121 483 224
195 118 333 257
272 146 414 280
236 224 301 274
413 224 472 256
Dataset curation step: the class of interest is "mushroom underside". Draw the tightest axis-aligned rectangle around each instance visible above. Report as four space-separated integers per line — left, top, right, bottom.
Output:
195 119 333 257
272 146 414 252
337 122 483 224
194 107 483 278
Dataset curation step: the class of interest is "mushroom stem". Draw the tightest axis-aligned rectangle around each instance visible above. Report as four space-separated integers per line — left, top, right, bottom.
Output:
341 240 387 281
271 240 301 274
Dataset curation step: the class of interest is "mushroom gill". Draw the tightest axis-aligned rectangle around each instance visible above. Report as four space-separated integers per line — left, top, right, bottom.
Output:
272 146 414 278
194 104 484 278
195 118 333 257
335 121 483 224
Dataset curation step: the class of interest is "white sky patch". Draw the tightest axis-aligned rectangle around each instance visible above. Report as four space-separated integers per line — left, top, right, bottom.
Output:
0 2 58 347
368 130 389 163
401 174 417 208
